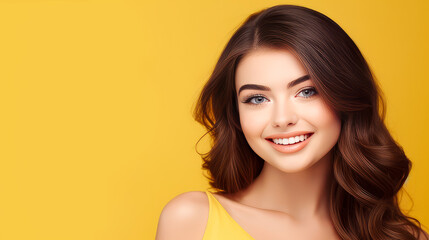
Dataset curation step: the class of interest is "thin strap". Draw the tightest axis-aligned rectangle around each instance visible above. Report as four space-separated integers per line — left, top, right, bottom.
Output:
204 191 254 239
205 191 214 221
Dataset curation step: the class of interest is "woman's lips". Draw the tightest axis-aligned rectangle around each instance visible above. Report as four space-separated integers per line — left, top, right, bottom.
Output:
266 133 313 153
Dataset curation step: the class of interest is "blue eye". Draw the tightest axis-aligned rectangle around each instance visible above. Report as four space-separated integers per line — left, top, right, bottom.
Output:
243 95 268 105
297 87 317 98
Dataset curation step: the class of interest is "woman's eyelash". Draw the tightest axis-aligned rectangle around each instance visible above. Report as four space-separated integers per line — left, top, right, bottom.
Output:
242 94 268 104
297 87 318 98
241 87 317 105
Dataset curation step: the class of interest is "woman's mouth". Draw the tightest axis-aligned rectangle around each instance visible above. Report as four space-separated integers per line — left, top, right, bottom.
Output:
270 133 313 145
266 133 314 153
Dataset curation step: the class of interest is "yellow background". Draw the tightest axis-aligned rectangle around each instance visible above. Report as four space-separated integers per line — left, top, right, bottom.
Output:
0 0 428 239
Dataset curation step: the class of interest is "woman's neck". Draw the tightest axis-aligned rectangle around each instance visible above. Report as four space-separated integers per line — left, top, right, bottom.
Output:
229 152 334 221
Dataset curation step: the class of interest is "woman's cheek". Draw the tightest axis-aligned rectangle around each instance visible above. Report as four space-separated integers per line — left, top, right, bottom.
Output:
308 101 341 141
306 101 336 124
239 107 269 136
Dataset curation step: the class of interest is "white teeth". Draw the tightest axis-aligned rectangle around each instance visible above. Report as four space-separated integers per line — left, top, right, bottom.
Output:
272 134 310 145
294 136 299 142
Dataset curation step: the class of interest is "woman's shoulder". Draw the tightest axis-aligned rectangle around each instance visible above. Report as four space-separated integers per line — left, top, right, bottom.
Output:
160 191 209 217
155 191 209 240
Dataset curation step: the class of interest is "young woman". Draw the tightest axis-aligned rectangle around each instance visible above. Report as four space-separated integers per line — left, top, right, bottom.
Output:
156 5 428 240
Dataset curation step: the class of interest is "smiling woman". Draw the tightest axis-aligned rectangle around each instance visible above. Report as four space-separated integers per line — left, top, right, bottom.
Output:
235 48 341 173
156 4 428 240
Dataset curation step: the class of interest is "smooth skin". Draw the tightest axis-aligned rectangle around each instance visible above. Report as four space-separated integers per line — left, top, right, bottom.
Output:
155 48 429 240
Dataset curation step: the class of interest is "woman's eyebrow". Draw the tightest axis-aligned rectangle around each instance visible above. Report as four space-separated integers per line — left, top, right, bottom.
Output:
238 74 311 95
287 74 310 88
238 84 270 95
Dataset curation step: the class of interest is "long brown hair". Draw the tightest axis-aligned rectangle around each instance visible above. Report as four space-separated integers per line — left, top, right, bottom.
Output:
194 5 424 240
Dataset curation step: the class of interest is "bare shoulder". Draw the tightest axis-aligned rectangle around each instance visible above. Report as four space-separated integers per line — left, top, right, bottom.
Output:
155 191 209 240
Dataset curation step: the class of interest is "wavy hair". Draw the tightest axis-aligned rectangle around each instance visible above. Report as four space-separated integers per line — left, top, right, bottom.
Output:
194 5 425 240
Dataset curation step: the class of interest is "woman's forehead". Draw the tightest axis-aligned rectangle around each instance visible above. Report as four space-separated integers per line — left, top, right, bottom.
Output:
235 48 308 88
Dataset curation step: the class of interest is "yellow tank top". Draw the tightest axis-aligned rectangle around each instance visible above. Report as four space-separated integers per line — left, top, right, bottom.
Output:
203 191 254 240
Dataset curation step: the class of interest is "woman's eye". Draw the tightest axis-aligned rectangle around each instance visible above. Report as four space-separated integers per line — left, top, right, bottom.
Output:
297 88 317 98
244 96 268 105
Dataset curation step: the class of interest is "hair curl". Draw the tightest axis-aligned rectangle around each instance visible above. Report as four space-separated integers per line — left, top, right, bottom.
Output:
194 5 425 240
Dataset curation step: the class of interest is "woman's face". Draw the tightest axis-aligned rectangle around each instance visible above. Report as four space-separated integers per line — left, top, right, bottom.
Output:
235 47 341 173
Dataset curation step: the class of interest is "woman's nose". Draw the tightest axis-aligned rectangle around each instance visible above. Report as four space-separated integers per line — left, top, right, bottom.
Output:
271 101 298 128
